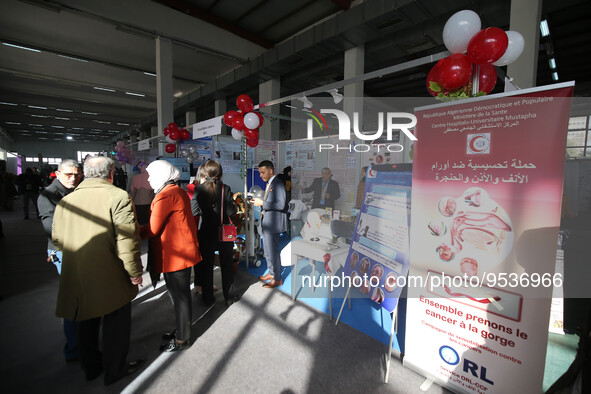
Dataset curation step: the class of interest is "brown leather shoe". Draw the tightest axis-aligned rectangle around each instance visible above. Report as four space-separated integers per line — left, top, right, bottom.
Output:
259 273 273 281
263 279 283 288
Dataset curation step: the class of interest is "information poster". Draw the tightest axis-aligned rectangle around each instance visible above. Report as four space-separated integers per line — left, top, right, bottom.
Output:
404 83 574 394
255 140 278 168
329 136 358 212
215 141 242 173
285 140 316 170
160 157 191 181
180 137 212 166
343 164 412 313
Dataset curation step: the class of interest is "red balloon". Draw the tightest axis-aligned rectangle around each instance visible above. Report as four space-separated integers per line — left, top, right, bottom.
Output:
246 137 259 148
426 59 445 97
255 112 264 127
169 130 179 141
165 143 176 153
467 27 508 65
438 54 473 90
180 129 191 140
224 110 241 127
244 128 259 140
232 116 245 131
163 126 170 136
168 122 179 132
236 94 254 113
477 64 497 94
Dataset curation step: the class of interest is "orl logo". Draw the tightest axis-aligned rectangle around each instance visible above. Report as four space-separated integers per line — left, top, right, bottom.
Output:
467 133 490 155
439 345 460 365
306 110 418 141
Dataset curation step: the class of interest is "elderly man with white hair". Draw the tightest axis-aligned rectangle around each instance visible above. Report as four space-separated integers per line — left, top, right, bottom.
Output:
52 155 144 385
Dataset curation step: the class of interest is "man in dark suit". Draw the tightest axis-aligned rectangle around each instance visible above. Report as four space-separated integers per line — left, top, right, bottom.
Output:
251 160 288 289
300 167 340 209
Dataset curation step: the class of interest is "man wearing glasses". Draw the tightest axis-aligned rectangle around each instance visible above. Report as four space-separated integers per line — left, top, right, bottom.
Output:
38 159 83 365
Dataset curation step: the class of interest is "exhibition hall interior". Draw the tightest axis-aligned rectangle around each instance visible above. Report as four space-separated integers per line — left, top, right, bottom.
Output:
1 0 590 393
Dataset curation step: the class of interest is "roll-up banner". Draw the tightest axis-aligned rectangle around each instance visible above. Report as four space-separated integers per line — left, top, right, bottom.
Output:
404 82 574 394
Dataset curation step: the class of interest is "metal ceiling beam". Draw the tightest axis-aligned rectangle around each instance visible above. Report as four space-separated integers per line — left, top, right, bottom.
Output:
331 0 351 11
152 0 275 49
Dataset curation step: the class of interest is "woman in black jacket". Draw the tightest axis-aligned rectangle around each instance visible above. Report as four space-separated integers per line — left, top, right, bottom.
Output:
190 160 238 306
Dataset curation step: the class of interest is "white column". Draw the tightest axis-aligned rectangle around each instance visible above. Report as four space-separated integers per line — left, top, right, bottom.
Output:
507 0 542 89
215 99 227 117
150 126 159 138
185 111 196 127
344 45 365 98
343 45 365 132
156 36 174 155
259 78 280 141
214 99 227 135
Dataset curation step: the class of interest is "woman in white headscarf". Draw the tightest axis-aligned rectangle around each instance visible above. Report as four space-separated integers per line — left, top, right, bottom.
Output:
140 160 201 352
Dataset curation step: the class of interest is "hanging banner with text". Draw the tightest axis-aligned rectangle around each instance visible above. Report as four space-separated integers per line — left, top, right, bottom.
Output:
403 82 574 394
343 163 412 313
192 116 223 139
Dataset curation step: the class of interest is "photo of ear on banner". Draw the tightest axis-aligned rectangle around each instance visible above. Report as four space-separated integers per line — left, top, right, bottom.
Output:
223 94 265 148
427 10 525 100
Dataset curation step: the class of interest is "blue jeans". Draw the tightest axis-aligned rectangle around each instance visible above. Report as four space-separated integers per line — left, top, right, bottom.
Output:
49 249 78 361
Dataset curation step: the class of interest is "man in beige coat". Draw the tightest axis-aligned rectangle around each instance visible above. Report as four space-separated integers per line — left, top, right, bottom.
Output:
52 156 144 385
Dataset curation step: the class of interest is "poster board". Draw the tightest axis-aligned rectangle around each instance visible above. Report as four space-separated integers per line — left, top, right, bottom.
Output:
159 157 191 181
342 163 412 313
403 82 574 394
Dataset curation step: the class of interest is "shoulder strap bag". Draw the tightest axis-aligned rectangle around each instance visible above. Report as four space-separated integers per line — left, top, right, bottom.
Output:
218 183 237 242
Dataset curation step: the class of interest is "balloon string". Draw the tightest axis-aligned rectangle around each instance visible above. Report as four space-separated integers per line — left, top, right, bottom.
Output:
472 64 480 96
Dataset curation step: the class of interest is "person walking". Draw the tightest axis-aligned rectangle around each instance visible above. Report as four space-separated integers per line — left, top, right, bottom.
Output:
16 167 42 219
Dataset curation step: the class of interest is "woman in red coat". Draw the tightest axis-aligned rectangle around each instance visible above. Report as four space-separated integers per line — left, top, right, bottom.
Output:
141 160 201 352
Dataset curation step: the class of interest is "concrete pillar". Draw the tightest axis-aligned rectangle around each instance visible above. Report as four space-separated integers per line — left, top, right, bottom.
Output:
185 111 196 127
214 99 227 135
507 0 542 89
343 45 365 130
156 36 174 155
259 78 280 141
214 99 227 117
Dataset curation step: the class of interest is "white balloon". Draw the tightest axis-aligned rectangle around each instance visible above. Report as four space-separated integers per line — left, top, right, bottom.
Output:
166 135 174 144
185 156 194 164
243 112 260 130
187 146 196 154
443 10 481 54
492 31 525 66
249 185 264 200
231 128 244 140
180 149 189 158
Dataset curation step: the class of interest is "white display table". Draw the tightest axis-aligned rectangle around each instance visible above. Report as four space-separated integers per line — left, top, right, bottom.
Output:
289 238 350 320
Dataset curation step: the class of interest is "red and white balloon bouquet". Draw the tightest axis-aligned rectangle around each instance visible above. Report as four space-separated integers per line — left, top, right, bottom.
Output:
162 122 191 154
427 10 524 100
223 94 264 148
